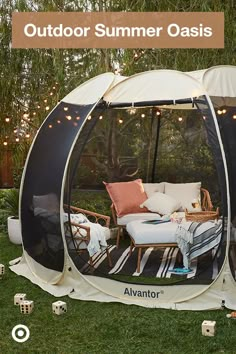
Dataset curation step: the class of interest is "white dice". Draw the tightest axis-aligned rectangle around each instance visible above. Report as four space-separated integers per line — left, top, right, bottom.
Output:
14 293 27 305
52 301 67 315
0 264 5 276
20 300 34 314
202 320 216 336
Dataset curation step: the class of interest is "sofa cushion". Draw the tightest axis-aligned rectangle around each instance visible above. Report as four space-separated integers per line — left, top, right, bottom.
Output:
127 220 178 244
117 212 161 226
165 182 201 211
140 192 181 215
143 182 165 198
104 179 148 217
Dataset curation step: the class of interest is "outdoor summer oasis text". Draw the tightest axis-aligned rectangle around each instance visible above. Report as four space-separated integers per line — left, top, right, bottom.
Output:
23 23 213 38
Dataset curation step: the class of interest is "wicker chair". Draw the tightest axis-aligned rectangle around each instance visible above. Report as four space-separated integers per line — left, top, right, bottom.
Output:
111 187 214 248
64 205 112 267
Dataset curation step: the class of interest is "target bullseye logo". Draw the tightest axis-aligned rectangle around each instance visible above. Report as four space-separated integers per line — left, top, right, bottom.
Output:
11 324 30 343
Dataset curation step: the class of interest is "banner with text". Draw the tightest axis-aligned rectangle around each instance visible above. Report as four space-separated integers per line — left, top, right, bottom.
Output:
12 12 224 49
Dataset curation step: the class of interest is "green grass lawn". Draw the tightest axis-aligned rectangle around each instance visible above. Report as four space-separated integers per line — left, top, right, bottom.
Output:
1 234 236 354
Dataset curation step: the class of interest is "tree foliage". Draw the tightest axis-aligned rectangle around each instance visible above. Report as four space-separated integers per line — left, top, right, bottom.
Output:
0 0 235 185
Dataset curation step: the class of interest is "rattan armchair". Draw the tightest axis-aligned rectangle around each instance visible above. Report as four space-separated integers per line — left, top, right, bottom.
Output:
64 205 112 267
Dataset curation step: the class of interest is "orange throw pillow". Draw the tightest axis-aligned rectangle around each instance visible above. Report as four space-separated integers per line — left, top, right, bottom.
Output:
104 179 148 217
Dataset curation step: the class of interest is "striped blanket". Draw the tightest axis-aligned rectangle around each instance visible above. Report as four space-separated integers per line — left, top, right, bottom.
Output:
175 220 222 268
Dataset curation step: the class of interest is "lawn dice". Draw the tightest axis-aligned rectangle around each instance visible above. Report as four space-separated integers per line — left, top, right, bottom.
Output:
202 320 216 336
14 293 27 305
0 264 5 277
20 300 34 314
52 301 67 315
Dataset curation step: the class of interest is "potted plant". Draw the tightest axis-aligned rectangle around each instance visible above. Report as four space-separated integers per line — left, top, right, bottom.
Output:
4 189 22 245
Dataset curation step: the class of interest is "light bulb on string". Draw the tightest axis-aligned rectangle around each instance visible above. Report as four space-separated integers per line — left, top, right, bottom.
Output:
45 106 50 111
25 134 30 138
217 109 222 115
64 107 68 111
3 141 7 146
23 113 29 119
15 137 20 142
66 115 72 120
178 117 183 122
118 118 123 124
99 115 103 120
233 115 236 120
141 113 145 118
5 117 10 122
127 108 136 115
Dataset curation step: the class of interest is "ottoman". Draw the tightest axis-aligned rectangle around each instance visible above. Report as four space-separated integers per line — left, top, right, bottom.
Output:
126 220 179 273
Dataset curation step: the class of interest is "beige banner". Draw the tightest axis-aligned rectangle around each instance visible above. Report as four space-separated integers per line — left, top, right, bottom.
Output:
12 12 224 49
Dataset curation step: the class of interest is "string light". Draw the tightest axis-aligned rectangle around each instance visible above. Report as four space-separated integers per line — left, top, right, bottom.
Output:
64 107 68 111
178 117 183 122
217 109 222 115
76 116 80 120
99 115 103 120
48 124 52 128
127 108 136 115
88 116 92 120
233 115 236 120
118 118 123 124
66 115 72 120
1 83 60 146
141 113 145 118
222 109 227 114
156 109 161 116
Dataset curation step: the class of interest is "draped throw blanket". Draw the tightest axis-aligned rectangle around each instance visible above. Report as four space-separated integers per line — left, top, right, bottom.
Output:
175 220 222 268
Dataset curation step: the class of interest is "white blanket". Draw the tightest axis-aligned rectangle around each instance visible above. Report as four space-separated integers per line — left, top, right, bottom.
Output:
175 220 222 268
83 222 109 257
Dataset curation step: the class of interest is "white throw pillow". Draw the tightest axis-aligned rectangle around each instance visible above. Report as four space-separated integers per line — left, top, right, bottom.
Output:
164 182 201 211
143 182 165 198
140 192 181 215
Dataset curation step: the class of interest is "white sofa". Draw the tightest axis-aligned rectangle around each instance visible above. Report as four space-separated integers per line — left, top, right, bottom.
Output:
109 182 213 247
